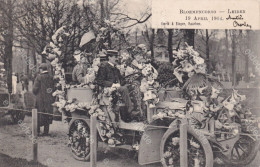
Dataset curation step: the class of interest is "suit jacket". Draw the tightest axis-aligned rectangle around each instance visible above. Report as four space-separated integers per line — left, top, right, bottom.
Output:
96 62 125 87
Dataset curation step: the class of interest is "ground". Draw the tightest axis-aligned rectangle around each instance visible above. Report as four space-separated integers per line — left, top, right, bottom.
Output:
0 116 260 167
0 116 161 167
0 87 260 167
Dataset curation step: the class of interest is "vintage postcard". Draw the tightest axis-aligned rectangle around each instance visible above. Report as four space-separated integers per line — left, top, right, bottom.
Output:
0 0 260 167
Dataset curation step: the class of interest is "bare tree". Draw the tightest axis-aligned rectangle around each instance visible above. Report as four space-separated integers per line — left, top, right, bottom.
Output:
230 30 237 86
168 29 173 63
199 29 217 72
0 0 14 93
183 29 195 46
142 24 155 60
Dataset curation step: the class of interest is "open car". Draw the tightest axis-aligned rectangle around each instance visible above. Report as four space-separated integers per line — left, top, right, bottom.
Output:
62 73 260 167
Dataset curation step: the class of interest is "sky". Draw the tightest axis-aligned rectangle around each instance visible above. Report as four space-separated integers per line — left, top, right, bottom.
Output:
117 0 152 31
119 0 151 16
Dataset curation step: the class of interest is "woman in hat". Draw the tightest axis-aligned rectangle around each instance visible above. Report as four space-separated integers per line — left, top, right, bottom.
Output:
33 63 54 136
72 51 89 84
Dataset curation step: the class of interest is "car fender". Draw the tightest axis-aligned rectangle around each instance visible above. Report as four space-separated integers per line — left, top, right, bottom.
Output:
138 118 173 165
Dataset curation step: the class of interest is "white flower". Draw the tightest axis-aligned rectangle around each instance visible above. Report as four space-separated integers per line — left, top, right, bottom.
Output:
172 137 180 146
131 59 143 69
89 84 95 89
108 139 115 145
121 52 131 62
149 103 156 108
182 63 194 73
193 55 205 65
140 79 149 93
164 151 172 158
92 58 100 67
93 66 99 72
194 64 206 74
125 66 135 76
51 58 59 66
157 112 167 119
190 139 200 148
194 158 200 167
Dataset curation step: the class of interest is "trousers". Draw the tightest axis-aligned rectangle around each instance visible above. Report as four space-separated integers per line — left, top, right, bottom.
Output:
117 85 133 114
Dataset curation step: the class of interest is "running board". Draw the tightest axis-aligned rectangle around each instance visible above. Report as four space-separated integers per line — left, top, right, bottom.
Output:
118 121 146 131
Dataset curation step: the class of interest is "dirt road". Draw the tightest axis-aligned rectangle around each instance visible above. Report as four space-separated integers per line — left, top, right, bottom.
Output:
0 116 161 167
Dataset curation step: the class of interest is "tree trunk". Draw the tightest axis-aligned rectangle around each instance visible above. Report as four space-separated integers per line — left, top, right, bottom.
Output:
100 0 105 23
135 29 138 46
168 29 173 63
225 29 229 80
184 29 195 46
105 0 109 20
151 29 155 60
245 30 250 82
231 30 237 86
107 31 112 49
225 30 229 57
206 29 210 73
5 1 14 94
27 48 30 76
32 47 37 79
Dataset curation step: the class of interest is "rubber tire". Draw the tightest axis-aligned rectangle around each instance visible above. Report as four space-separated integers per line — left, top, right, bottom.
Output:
69 120 97 161
160 126 214 167
219 136 260 166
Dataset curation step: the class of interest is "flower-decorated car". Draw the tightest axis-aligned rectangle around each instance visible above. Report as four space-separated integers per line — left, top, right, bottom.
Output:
46 25 260 167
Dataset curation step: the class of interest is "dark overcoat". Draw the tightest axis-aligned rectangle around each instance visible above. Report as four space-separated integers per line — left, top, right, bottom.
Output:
96 62 125 87
33 72 54 126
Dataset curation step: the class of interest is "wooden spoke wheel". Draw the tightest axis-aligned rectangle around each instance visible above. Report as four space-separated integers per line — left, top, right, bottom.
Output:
160 127 213 167
220 135 260 166
69 120 92 161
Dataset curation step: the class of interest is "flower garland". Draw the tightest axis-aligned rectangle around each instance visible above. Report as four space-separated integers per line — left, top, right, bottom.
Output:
86 86 122 147
153 44 248 125
172 42 206 85
140 64 160 108
118 50 160 109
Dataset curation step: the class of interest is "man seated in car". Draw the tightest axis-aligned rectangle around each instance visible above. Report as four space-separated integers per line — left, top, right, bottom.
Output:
72 51 90 84
96 50 134 122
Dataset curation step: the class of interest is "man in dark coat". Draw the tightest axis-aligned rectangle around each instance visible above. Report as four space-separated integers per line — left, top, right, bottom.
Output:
96 50 133 121
33 63 54 135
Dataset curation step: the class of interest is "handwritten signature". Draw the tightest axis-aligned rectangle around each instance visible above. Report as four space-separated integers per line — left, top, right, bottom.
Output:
226 14 243 20
233 21 252 29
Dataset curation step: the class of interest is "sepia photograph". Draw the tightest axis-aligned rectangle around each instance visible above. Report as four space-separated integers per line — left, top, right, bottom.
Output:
0 0 260 167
